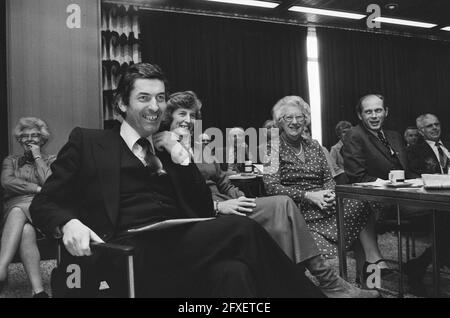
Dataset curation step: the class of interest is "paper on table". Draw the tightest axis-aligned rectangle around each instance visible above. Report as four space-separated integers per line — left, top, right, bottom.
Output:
354 178 389 187
422 174 450 189
127 218 215 233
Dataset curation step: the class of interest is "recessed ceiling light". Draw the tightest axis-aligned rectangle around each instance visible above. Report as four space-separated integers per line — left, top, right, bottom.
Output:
441 26 450 31
202 0 279 8
385 3 399 10
289 6 366 20
374 17 437 28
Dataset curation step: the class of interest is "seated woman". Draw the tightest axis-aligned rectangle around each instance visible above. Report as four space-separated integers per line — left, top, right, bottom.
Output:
262 96 389 284
160 91 379 298
0 117 56 297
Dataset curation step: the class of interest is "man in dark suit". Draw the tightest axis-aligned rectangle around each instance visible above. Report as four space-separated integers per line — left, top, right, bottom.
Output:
30 63 322 298
341 94 408 281
408 114 450 177
342 94 408 183
405 113 450 295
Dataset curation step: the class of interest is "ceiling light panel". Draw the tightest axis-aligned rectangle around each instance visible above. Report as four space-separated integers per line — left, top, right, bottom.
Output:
289 6 366 20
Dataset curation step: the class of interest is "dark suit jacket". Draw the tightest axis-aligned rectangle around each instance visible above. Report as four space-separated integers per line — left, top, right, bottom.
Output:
30 127 214 240
407 139 450 178
342 124 408 183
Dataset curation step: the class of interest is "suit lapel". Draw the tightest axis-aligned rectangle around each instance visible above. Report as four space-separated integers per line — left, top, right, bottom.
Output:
385 131 407 170
364 128 393 161
92 130 121 226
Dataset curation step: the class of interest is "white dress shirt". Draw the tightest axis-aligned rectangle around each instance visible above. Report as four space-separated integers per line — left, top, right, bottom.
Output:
120 120 155 166
120 120 190 166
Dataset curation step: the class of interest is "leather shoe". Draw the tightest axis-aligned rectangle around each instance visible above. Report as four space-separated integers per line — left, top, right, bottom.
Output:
33 291 49 298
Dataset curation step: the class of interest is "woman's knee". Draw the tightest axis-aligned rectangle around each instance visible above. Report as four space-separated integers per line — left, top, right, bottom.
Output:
21 223 37 242
6 207 27 221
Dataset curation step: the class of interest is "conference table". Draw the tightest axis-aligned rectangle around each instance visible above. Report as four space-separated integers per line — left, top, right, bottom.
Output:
335 183 450 297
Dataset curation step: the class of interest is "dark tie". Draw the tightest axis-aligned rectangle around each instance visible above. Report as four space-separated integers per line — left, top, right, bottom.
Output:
377 131 394 156
136 138 167 176
435 142 448 173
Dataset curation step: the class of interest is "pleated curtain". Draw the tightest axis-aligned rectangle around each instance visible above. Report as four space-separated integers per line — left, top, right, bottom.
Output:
101 3 141 125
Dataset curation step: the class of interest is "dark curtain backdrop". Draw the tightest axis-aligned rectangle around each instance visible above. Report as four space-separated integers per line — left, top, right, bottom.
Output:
1 0 7 208
140 11 308 132
318 27 450 149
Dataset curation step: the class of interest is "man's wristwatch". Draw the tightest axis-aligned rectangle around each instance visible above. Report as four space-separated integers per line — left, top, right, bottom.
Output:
214 200 220 216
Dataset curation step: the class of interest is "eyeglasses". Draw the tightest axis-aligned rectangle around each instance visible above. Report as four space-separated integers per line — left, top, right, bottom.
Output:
283 115 305 123
19 133 41 140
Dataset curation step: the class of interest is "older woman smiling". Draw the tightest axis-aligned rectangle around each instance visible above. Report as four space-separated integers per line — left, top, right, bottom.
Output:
0 117 56 297
263 96 388 285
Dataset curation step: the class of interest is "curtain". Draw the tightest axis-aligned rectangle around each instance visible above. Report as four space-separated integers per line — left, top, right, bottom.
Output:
0 0 7 207
140 10 308 132
317 27 450 149
101 3 141 127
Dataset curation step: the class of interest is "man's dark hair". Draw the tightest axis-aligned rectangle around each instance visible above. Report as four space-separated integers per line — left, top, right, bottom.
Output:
114 63 169 118
160 91 202 131
355 94 385 114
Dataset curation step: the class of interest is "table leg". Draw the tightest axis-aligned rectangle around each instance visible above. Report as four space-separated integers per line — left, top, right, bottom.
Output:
431 210 440 297
337 196 347 280
396 204 404 298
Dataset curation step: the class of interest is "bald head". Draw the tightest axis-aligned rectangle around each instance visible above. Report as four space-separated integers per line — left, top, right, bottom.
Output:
356 94 388 132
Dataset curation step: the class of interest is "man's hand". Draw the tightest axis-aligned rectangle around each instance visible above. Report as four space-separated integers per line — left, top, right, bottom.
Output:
172 127 191 150
217 196 257 216
62 219 104 256
305 190 335 210
153 131 179 152
153 131 191 165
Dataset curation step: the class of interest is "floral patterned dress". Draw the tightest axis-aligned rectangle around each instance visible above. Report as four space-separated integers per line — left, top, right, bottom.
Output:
263 136 370 257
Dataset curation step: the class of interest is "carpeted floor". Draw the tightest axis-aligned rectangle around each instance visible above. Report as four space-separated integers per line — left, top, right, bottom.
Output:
1 232 449 298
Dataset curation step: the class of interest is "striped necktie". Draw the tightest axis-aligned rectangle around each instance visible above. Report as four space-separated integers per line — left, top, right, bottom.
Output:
377 131 394 156
435 141 448 173
136 138 167 176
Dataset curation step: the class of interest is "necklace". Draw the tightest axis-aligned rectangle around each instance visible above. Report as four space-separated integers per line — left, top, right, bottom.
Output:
281 133 303 155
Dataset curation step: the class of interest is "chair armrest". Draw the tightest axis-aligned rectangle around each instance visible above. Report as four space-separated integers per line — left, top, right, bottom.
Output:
90 242 134 256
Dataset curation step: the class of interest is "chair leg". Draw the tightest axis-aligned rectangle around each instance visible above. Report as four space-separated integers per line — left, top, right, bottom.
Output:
405 233 410 263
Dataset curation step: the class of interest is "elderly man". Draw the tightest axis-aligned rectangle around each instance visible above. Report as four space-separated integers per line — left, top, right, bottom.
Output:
404 114 450 295
404 126 420 148
408 114 449 176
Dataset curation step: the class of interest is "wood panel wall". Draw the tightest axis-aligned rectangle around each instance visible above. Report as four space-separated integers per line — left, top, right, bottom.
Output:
7 0 102 155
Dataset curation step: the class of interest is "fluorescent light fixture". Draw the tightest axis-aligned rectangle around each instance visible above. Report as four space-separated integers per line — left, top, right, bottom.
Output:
441 26 450 31
374 17 437 28
289 6 366 20
306 28 322 144
202 0 279 8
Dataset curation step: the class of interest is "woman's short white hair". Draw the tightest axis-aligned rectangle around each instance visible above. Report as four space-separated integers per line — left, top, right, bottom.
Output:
271 96 311 127
13 117 51 145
